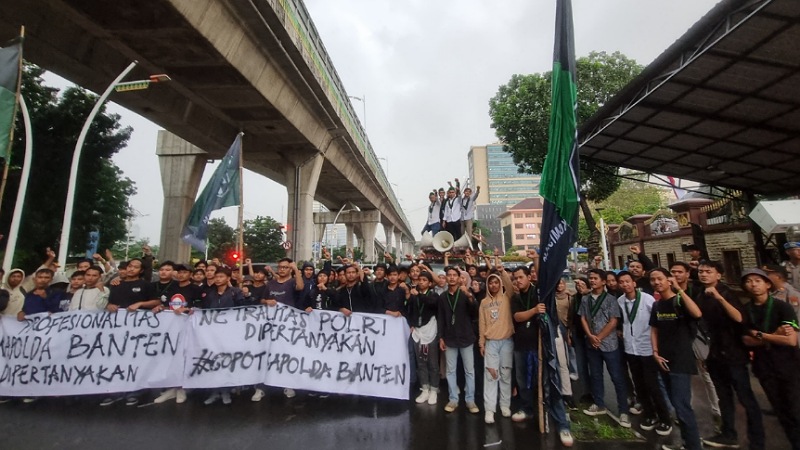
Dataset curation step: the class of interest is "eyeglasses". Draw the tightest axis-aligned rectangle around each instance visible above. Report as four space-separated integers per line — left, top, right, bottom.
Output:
277 265 290 270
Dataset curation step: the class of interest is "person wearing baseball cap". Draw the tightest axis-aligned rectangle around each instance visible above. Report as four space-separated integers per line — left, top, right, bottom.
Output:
782 242 800 291
762 264 800 320
740 268 800 449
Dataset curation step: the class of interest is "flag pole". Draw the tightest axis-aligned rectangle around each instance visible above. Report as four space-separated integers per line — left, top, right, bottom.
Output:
537 327 545 433
236 132 244 266
0 25 24 216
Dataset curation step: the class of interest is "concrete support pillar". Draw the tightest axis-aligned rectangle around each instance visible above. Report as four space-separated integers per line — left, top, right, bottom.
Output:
384 224 395 255
405 240 414 257
345 223 354 252
157 131 207 263
360 221 378 263
285 153 324 262
394 231 403 257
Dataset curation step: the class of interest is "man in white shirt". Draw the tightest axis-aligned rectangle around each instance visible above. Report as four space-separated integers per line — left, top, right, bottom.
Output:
616 271 672 436
422 191 442 236
460 186 480 245
442 187 462 240
69 266 108 311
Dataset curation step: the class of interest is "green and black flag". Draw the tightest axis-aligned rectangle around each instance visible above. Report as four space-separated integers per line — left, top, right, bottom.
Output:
182 133 242 253
537 0 580 410
0 39 22 161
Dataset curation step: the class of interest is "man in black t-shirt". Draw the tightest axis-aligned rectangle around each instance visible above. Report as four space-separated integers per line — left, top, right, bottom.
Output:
741 269 800 450
649 268 702 450
695 261 763 449
102 258 159 407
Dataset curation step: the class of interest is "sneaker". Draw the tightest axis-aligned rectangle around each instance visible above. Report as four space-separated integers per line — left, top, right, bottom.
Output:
22 397 37 404
284 388 296 398
444 401 458 413
415 388 430 404
251 388 265 402
427 390 438 405
204 392 220 405
154 388 177 404
512 411 530 422
0 398 10 404
661 445 686 450
629 402 643 415
125 396 139 407
564 397 578 411
500 406 512 418
221 391 232 405
701 434 740 448
640 417 658 431
583 404 607 416
176 389 187 404
655 422 673 436
485 411 495 424
466 402 479 414
99 397 118 407
619 413 631 428
712 413 722 434
559 430 574 447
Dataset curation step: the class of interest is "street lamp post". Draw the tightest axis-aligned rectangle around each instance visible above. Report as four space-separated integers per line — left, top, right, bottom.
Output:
57 63 170 269
596 208 610 271
348 95 366 129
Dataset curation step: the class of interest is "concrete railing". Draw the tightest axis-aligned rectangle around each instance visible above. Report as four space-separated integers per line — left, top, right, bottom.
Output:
269 0 411 234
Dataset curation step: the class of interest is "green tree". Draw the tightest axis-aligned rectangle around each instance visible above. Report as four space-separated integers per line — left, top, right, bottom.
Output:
489 51 643 258
0 64 135 270
204 217 236 260
242 215 284 262
575 176 669 244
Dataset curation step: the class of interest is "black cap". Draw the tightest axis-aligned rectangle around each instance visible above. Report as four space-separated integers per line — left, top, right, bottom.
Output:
174 263 191 272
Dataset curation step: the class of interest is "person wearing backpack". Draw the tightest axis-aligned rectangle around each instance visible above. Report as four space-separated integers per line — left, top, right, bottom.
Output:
695 261 763 450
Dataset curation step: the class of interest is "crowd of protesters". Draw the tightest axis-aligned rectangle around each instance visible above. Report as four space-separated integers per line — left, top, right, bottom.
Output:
0 234 799 450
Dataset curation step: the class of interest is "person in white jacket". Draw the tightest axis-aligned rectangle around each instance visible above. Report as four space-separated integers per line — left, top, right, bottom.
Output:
2 269 26 317
69 266 108 311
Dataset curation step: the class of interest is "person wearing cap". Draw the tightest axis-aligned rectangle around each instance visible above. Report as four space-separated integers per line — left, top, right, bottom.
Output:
762 264 800 324
69 266 108 311
422 191 442 236
694 260 764 450
780 242 800 292
740 268 800 450
1 269 26 317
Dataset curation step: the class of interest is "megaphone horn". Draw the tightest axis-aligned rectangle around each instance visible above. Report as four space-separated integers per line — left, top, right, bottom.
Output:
433 231 455 252
452 232 473 250
420 231 434 248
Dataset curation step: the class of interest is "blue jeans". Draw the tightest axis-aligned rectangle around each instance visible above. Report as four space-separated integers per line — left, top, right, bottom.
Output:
483 338 514 413
445 344 475 403
514 349 570 432
665 372 701 450
586 346 628 415
707 360 764 450
422 222 441 235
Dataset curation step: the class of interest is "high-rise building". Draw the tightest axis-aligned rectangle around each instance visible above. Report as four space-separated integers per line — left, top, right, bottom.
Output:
468 143 541 206
475 204 506 251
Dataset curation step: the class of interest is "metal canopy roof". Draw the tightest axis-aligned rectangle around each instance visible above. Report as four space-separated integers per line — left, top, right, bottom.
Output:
578 0 800 197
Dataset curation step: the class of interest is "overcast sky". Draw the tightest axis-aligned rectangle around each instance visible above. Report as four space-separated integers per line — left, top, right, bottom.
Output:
45 0 718 244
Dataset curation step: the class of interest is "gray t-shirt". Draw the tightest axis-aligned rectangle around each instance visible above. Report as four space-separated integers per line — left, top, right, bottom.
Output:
578 291 621 352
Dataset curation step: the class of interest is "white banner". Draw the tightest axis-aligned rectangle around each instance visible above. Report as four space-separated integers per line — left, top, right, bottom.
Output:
0 305 410 400
0 310 186 396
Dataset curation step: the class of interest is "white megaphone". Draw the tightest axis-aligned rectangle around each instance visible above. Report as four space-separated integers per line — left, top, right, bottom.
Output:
452 232 473 250
420 231 435 249
433 231 454 252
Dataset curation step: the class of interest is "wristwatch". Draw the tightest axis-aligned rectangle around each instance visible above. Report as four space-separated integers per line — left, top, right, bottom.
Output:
755 331 763 340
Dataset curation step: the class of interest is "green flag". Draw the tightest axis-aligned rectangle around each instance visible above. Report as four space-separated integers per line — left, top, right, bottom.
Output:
182 134 242 253
0 40 22 161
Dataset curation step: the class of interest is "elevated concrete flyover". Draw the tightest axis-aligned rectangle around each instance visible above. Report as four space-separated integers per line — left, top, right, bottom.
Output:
0 0 413 262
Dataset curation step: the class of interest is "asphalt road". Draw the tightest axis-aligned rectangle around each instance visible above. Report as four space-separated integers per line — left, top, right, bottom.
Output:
0 375 790 450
